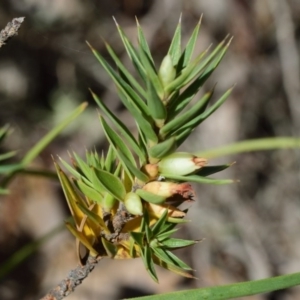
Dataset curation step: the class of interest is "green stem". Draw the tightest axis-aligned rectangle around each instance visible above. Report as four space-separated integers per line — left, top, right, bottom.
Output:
196 137 300 159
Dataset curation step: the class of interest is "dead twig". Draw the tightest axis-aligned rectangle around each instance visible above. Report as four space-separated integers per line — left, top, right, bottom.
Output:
0 17 25 49
267 0 300 132
40 255 102 300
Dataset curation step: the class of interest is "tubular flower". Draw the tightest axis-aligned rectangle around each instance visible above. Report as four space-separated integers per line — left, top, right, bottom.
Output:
158 152 207 176
143 181 194 199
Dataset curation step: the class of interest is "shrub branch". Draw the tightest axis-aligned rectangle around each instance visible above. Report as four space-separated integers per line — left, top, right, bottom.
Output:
0 17 25 49
40 255 102 300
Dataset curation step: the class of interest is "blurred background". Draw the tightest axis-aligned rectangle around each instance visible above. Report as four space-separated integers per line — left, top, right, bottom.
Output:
1 0 300 299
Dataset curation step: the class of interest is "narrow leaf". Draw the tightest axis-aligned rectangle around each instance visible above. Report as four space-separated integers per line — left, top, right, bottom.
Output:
167 16 182 66
104 42 147 98
0 124 10 142
174 86 233 134
91 91 146 163
112 19 147 81
54 162 87 228
99 116 136 165
162 173 234 185
59 157 92 188
22 103 87 165
164 249 193 270
181 36 231 89
72 152 94 182
101 237 118 258
0 164 22 174
136 17 153 63
167 69 212 119
142 246 158 282
148 137 177 160
161 238 197 249
146 79 167 122
177 16 202 71
139 48 164 98
88 44 149 116
92 167 126 202
0 188 9 195
195 163 233 176
100 116 149 182
164 47 209 95
130 271 300 300
151 209 168 237
76 202 110 233
130 232 145 248
75 179 103 203
105 145 117 172
153 257 194 280
0 150 17 162
157 229 178 242
160 90 213 138
117 91 158 144
152 247 177 267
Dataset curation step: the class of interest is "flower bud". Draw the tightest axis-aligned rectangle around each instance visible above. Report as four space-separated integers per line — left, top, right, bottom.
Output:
158 54 176 88
146 202 186 219
124 192 143 216
158 152 207 176
143 181 194 199
141 163 159 180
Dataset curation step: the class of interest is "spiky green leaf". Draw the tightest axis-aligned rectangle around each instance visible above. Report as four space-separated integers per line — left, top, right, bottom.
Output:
177 16 202 71
76 202 110 233
130 232 145 248
167 16 182 66
151 209 168 237
104 42 146 98
161 238 197 249
148 137 177 160
157 229 178 242
100 119 149 181
195 163 233 176
112 19 147 81
138 47 164 99
75 179 103 203
136 18 153 63
91 91 146 163
162 173 234 185
22 103 87 166
146 79 167 122
164 249 193 270
73 152 94 182
117 90 158 144
173 86 234 135
142 246 158 282
160 90 213 138
92 167 126 202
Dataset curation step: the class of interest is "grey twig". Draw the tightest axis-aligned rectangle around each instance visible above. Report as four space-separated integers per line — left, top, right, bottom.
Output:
40 255 102 300
0 17 25 49
267 0 300 132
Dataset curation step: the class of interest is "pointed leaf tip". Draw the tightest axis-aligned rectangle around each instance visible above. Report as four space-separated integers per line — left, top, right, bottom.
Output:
112 16 119 26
